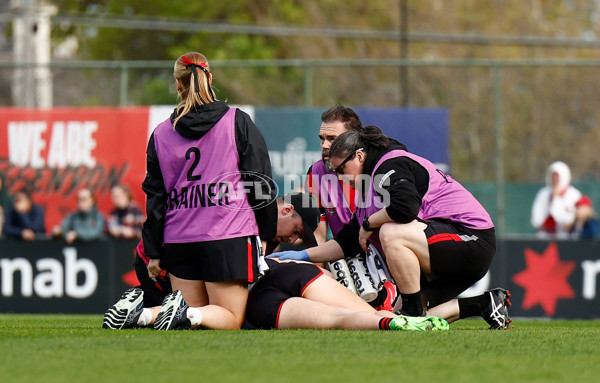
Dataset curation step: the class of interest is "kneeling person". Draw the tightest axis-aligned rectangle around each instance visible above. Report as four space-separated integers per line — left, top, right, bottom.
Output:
104 192 318 329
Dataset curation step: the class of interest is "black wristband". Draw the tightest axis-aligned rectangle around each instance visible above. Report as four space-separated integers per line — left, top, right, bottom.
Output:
362 216 377 232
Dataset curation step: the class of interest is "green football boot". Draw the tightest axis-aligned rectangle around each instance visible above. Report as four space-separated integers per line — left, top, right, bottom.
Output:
389 314 449 331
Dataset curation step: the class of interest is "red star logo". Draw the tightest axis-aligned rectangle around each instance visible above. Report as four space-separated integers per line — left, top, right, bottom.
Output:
512 242 576 317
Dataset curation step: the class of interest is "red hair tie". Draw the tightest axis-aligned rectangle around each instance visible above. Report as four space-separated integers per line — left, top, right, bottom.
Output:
181 56 208 69
180 56 212 98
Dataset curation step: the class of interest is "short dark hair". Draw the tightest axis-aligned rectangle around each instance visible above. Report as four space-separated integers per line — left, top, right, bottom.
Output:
14 189 32 202
321 105 362 132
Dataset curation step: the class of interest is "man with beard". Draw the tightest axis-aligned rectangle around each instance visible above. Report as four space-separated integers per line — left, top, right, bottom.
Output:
305 105 397 311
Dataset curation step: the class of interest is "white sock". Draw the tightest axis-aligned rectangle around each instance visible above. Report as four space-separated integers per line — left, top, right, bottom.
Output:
137 308 153 327
186 307 203 326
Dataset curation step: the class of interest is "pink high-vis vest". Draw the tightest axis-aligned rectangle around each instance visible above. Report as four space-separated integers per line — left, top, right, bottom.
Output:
153 108 258 243
356 149 494 252
311 160 354 236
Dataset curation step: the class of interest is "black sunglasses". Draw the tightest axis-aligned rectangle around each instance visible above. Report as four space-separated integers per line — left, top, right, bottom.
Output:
333 148 363 174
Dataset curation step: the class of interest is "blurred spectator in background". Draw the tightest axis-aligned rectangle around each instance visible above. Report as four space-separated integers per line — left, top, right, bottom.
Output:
0 173 13 236
107 184 144 239
0 173 12 235
52 187 105 244
570 195 600 239
2 190 46 241
531 161 581 239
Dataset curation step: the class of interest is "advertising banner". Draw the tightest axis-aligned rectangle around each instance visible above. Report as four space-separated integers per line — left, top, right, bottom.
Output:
355 107 449 172
0 238 138 314
1 237 598 318
498 240 600 319
0 107 150 231
1 106 449 230
258 107 450 195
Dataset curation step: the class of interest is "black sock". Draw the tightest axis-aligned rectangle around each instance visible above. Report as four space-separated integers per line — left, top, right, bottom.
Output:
368 288 388 308
399 291 423 316
379 317 392 330
458 294 489 319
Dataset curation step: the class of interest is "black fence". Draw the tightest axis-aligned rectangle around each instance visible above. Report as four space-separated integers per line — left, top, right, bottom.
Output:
0 237 598 319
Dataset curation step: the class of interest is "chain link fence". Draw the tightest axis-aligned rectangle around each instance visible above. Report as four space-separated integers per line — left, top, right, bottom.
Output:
2 58 600 185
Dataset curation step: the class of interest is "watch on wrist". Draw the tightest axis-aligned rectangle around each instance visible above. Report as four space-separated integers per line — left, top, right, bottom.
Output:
362 216 377 232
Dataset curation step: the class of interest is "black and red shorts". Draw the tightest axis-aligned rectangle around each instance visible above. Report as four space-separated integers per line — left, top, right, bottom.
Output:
246 258 323 329
421 219 496 307
161 236 260 283
133 254 171 307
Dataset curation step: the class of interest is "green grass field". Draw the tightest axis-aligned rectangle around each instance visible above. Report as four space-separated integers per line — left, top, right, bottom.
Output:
1 315 599 383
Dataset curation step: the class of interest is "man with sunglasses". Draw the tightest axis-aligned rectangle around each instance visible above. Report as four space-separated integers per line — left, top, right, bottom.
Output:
305 105 401 311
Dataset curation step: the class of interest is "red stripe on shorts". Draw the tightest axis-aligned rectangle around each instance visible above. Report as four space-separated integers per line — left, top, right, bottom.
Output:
247 238 253 282
300 269 324 296
427 233 463 245
275 302 284 329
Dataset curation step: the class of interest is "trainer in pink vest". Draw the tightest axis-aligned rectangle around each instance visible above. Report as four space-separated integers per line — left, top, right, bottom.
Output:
153 108 259 243
355 149 494 252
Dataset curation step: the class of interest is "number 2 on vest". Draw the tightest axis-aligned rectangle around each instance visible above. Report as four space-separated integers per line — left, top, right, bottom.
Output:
185 147 202 181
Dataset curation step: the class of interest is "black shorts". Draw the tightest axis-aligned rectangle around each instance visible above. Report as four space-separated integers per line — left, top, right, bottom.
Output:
246 258 323 329
133 254 171 307
421 220 496 307
161 236 260 283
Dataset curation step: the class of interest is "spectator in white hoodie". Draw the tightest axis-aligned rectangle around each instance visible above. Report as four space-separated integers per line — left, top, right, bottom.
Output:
531 161 582 239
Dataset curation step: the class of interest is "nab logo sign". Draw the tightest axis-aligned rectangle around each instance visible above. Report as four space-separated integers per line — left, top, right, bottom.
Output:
0 247 98 299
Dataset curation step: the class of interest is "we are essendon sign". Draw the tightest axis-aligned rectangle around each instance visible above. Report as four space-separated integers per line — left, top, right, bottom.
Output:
0 107 155 230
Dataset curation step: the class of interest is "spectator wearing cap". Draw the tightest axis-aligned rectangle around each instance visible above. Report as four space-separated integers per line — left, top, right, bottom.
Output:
571 195 599 239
